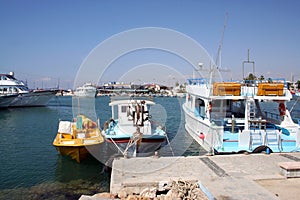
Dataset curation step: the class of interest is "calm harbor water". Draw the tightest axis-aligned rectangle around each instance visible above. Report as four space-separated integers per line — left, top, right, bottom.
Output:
0 96 204 199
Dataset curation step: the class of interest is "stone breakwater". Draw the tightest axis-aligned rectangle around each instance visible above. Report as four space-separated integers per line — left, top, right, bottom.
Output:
80 180 209 200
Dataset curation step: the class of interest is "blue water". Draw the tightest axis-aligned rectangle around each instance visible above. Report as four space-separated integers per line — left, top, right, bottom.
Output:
0 96 203 199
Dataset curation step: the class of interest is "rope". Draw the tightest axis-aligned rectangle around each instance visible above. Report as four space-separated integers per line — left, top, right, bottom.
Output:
151 120 174 156
290 96 300 113
123 128 142 157
164 127 174 156
124 138 134 156
109 136 125 155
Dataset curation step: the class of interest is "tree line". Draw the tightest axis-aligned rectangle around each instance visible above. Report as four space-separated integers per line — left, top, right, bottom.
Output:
244 73 300 90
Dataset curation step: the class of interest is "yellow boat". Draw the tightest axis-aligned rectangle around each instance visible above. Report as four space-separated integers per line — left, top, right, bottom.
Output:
53 115 104 163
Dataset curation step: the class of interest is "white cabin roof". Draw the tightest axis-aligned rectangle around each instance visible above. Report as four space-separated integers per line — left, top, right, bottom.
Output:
109 99 155 106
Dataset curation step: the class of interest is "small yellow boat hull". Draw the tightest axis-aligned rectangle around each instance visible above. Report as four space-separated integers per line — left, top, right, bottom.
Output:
53 115 104 163
54 144 101 163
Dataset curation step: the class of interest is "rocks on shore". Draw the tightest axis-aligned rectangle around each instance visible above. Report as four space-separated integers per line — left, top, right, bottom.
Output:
79 180 209 200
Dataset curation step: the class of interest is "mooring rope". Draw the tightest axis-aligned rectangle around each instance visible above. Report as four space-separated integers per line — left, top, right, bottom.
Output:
290 96 300 113
164 126 175 156
109 136 125 156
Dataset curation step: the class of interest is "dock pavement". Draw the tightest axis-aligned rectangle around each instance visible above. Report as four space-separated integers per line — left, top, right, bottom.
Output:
110 153 300 199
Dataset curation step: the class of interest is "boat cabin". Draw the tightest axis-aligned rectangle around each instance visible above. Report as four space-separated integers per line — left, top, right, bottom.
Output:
108 99 155 135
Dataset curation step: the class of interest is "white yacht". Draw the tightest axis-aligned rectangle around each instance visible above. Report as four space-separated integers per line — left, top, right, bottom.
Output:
0 72 58 107
73 83 97 97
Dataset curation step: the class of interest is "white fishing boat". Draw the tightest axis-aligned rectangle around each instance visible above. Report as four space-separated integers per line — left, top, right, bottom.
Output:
102 98 167 156
0 72 58 107
183 63 300 154
74 83 97 97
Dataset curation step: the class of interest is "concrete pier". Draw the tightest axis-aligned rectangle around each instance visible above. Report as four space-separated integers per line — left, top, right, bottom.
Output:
111 153 300 200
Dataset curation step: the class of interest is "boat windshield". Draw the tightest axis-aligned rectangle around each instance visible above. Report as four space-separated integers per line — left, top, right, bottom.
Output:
0 75 17 80
18 86 29 92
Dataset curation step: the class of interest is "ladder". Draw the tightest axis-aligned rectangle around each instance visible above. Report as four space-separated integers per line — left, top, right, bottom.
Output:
249 129 263 150
265 129 282 152
249 100 255 119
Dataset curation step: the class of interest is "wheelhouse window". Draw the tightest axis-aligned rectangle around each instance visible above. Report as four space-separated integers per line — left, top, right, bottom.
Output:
19 86 28 91
195 98 205 117
121 106 127 113
0 76 8 80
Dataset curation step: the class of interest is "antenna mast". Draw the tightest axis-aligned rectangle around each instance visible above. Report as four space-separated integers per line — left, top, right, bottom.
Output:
242 49 255 79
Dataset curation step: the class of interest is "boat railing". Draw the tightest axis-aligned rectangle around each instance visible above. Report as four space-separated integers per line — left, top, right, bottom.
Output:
110 95 154 102
186 78 287 87
222 117 246 133
187 78 209 86
249 118 267 130
242 78 287 87
243 80 257 87
239 78 287 97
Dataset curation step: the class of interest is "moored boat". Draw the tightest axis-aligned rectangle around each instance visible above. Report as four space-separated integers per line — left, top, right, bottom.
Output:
0 72 58 107
74 83 97 97
183 65 300 154
53 114 104 163
102 98 166 157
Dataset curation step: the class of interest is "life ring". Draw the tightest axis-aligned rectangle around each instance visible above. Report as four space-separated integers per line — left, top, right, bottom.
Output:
278 102 286 116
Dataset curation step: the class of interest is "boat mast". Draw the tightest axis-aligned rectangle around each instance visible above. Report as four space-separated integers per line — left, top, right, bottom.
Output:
208 13 228 95
215 12 228 69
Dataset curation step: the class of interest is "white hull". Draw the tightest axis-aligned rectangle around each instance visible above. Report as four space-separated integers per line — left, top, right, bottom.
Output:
0 94 18 108
10 90 57 107
74 83 97 98
183 102 223 152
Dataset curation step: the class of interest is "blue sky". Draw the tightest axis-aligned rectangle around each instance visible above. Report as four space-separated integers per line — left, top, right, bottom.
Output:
0 0 300 89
